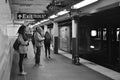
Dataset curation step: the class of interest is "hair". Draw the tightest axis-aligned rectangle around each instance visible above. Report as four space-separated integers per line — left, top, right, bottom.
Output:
45 31 50 37
36 27 44 37
36 27 42 31
45 31 49 34
17 25 26 35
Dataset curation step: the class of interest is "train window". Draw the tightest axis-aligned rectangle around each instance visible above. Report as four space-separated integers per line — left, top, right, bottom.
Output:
117 28 120 41
103 28 107 40
91 30 97 37
91 28 101 40
98 28 101 38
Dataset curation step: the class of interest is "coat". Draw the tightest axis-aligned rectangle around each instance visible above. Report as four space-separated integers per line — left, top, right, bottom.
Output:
18 34 29 54
34 31 44 47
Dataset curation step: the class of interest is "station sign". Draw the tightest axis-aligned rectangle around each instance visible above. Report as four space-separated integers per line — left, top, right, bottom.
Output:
17 13 47 20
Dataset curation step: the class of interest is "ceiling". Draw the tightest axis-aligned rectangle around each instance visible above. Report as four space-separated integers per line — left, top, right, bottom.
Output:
9 0 82 24
79 5 120 26
9 0 52 23
10 0 51 13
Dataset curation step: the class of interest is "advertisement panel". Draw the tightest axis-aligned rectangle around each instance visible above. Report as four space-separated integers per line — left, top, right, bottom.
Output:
59 26 71 52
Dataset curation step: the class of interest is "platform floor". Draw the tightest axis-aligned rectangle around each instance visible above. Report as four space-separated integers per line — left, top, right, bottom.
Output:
10 42 118 80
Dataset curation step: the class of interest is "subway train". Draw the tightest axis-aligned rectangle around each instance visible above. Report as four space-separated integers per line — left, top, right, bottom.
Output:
76 6 120 71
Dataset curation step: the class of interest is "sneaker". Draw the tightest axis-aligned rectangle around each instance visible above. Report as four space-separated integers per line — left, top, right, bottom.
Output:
20 71 27 76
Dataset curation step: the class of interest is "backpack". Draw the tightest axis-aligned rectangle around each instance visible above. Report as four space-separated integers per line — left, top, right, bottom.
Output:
32 33 35 45
13 38 20 51
45 33 51 43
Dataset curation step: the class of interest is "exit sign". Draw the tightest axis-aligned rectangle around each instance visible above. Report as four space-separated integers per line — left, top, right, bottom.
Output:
17 13 47 20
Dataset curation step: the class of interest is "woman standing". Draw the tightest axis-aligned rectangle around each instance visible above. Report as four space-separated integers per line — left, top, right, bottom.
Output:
44 31 52 58
17 25 29 75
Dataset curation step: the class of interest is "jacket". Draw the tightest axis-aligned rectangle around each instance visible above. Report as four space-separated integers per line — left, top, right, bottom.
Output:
34 31 44 47
18 34 29 54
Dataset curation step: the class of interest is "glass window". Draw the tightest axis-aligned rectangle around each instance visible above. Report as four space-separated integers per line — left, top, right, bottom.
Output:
117 28 120 41
91 30 97 37
103 28 107 40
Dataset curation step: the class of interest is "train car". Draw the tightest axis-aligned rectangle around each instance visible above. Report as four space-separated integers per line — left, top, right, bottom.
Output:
77 4 120 71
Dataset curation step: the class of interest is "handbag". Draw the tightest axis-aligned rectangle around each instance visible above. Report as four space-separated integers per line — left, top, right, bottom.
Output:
13 38 20 51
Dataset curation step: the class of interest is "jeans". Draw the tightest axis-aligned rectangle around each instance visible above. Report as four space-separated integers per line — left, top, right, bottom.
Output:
44 43 50 57
19 54 25 72
35 46 41 64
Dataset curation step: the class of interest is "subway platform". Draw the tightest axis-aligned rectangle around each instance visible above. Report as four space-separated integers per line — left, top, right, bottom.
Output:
10 42 120 80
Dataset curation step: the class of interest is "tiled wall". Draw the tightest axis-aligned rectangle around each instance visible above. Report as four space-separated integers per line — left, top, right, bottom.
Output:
0 0 14 80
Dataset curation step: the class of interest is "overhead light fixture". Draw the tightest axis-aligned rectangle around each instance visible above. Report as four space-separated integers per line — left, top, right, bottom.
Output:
57 9 70 16
32 22 40 27
71 0 98 9
49 15 58 19
40 19 49 23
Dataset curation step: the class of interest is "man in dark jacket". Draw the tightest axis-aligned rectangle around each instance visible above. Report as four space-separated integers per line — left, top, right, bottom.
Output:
44 31 52 58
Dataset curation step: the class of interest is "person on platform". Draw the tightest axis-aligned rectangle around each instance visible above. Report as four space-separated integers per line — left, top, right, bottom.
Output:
34 26 44 66
44 31 52 58
17 25 30 75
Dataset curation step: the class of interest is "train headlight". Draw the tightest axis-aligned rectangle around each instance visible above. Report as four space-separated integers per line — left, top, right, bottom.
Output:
90 45 95 48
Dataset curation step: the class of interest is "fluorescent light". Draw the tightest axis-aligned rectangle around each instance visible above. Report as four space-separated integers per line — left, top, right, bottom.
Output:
33 22 40 26
30 22 40 28
40 19 49 23
57 9 70 15
49 15 58 19
71 0 98 9
28 25 33 28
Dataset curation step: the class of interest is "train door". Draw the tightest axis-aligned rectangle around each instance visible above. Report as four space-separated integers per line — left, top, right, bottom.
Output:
106 27 120 66
78 26 89 53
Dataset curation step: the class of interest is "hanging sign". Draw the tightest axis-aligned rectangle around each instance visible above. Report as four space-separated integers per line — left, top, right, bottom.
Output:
17 13 47 20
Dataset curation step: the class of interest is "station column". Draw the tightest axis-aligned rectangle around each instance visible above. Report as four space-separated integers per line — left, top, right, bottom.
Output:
72 16 79 64
44 25 48 33
53 22 59 54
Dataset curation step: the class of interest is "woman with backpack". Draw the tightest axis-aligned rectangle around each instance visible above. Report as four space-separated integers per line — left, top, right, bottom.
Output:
44 31 52 58
17 25 30 75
